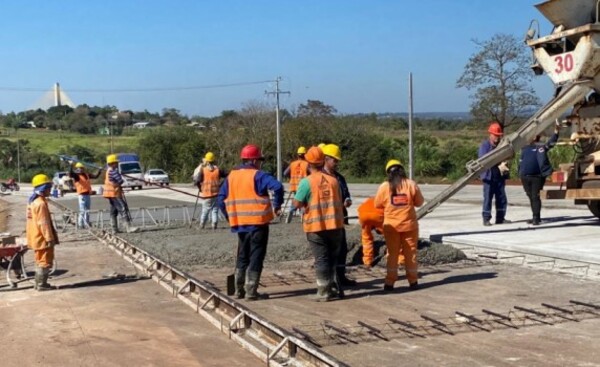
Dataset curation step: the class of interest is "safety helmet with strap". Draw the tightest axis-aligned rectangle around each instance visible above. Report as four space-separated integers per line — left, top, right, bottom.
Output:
297 146 307 155
385 159 402 173
106 154 119 164
32 174 52 188
322 144 342 161
204 152 215 162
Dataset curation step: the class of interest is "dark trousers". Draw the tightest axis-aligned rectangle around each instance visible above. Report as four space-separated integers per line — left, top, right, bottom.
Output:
307 229 343 277
521 175 545 220
108 197 129 219
236 226 269 273
336 228 349 279
482 180 507 222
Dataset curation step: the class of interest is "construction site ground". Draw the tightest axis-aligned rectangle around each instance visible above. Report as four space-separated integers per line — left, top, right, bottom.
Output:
1 183 599 366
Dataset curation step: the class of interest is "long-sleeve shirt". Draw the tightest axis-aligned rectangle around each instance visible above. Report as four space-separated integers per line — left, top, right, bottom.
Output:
193 163 228 185
108 167 124 185
217 163 284 233
519 133 559 177
478 139 504 182
69 167 102 182
26 196 59 250
374 179 424 233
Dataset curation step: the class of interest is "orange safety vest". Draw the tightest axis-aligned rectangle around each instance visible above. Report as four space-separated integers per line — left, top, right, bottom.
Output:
201 166 221 198
289 159 309 192
225 169 274 226
74 173 92 195
302 171 344 233
358 197 384 230
26 196 59 250
103 168 122 198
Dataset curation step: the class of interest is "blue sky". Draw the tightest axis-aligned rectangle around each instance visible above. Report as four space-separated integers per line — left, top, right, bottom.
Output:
0 0 555 116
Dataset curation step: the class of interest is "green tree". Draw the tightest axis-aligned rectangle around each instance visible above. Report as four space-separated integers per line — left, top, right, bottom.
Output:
456 33 540 129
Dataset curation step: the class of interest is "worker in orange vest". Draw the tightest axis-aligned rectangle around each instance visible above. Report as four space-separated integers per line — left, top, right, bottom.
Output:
217 144 284 300
293 146 345 302
103 154 138 233
283 146 309 222
374 160 424 292
193 152 227 229
358 197 404 268
69 162 102 229
26 174 59 291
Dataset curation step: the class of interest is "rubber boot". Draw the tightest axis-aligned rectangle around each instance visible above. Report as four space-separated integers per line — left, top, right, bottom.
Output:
37 267 54 291
110 216 119 234
245 271 268 301
34 266 43 290
125 220 140 233
313 270 333 302
234 269 246 299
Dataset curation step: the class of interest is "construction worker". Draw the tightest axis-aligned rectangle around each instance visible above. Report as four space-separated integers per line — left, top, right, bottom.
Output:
69 162 102 229
283 146 309 222
322 143 356 286
375 160 424 292
193 152 227 229
358 197 404 268
103 154 138 233
217 144 284 301
478 121 510 226
26 174 58 291
293 146 345 302
519 124 560 225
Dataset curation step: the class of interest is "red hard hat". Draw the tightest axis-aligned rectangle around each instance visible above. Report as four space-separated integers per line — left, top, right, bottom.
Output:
488 122 503 136
240 144 264 160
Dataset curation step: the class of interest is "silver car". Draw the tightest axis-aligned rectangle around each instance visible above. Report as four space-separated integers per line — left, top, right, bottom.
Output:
143 169 169 186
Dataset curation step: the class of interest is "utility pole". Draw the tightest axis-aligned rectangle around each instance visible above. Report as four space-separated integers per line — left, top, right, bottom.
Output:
16 128 21 183
265 77 290 182
408 72 414 180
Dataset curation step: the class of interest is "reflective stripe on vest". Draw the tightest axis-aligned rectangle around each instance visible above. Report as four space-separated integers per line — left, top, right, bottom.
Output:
303 171 344 232
225 169 274 226
74 173 92 194
103 169 122 198
289 159 308 192
201 166 221 198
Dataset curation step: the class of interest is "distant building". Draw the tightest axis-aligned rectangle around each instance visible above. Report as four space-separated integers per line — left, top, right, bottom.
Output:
132 122 151 129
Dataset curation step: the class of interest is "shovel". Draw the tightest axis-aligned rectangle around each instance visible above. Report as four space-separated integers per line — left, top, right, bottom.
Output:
226 242 240 296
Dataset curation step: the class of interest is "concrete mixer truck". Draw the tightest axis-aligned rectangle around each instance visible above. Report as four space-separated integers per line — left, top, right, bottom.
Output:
417 0 600 220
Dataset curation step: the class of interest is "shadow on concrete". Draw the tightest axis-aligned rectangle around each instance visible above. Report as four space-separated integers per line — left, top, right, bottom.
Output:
430 216 598 242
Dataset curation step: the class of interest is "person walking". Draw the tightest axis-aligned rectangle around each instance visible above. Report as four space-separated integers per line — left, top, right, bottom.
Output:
293 146 345 302
322 144 356 286
375 160 424 292
478 121 510 226
217 144 284 301
69 162 102 229
193 152 227 229
283 146 309 222
357 197 404 269
26 174 59 291
103 154 138 233
519 124 560 225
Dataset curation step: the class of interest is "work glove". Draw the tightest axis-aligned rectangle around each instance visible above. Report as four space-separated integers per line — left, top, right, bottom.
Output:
344 198 352 208
498 161 510 176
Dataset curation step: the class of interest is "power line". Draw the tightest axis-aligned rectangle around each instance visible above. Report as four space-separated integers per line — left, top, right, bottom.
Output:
0 80 274 93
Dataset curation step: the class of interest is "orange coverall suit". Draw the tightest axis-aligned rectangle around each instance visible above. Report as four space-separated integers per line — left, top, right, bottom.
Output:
26 196 59 268
358 197 404 267
374 180 424 287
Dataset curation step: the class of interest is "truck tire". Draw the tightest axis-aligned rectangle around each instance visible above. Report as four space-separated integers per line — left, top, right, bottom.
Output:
582 180 600 219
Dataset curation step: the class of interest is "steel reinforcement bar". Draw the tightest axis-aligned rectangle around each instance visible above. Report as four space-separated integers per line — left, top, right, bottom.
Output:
49 199 347 367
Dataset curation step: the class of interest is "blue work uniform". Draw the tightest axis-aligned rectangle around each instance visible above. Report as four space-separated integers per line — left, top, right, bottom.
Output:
478 139 508 223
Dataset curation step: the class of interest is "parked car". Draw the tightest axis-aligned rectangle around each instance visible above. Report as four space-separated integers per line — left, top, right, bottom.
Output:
143 169 169 186
53 171 74 192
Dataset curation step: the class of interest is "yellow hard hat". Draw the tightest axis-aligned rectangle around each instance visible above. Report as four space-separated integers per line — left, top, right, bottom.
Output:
75 162 85 169
297 146 307 155
31 174 52 188
106 154 119 164
317 143 326 149
385 159 402 173
204 152 215 162
322 144 342 161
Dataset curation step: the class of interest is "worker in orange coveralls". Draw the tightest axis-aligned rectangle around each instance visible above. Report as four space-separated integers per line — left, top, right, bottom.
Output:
374 160 424 292
358 197 404 268
26 174 59 291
